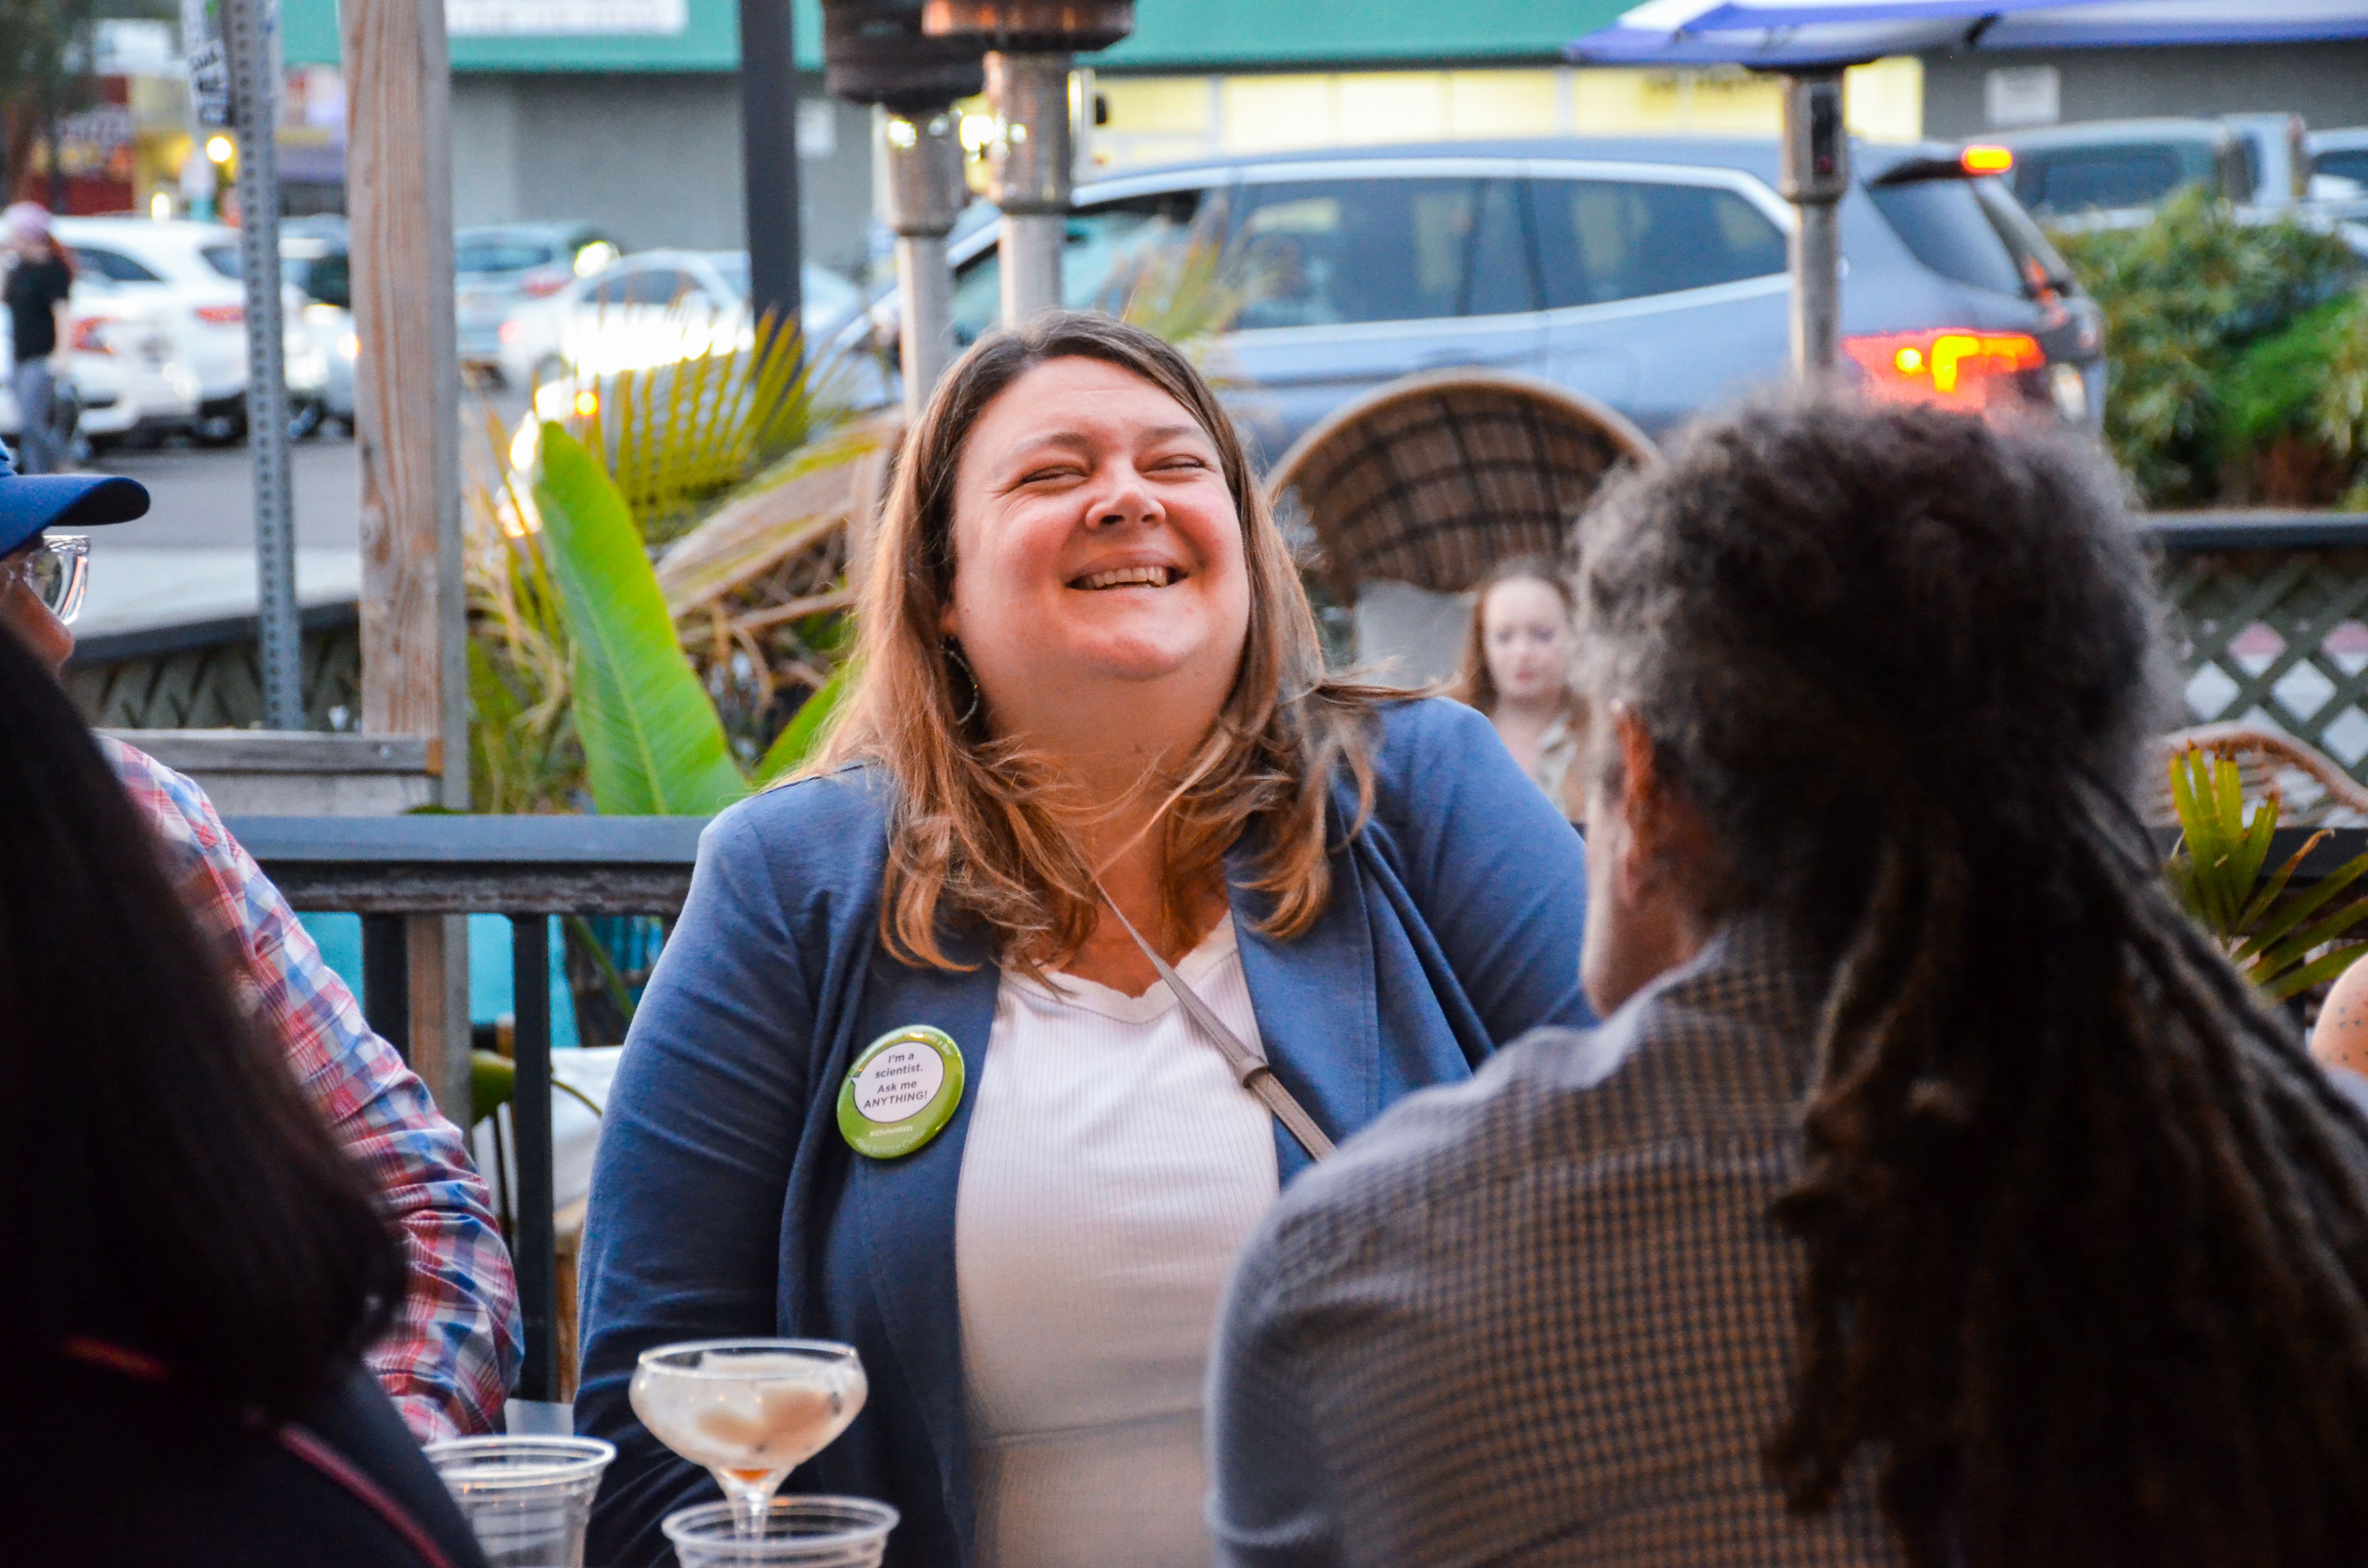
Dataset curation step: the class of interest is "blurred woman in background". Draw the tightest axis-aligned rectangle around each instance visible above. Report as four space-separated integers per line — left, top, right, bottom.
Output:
0 621 488 1568
1449 555 1585 821
3 202 75 475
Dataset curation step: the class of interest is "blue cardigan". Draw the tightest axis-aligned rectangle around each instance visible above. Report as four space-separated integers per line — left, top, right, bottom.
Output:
578 698 1592 1567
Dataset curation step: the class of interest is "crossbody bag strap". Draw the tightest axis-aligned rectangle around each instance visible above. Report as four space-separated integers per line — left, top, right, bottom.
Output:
1096 887 1334 1162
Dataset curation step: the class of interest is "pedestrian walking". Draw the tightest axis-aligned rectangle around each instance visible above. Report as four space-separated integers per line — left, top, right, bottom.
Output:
1208 393 2368 1568
578 312 1592 1568
1447 555 1586 821
4 202 75 475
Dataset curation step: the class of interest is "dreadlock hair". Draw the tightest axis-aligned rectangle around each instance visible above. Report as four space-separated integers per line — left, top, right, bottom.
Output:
1570 390 2368 1568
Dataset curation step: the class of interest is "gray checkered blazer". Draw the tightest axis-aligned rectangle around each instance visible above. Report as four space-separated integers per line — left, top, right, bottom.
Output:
1205 918 1902 1568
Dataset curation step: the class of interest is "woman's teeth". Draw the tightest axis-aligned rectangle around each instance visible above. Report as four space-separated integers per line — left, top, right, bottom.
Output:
1077 565 1177 590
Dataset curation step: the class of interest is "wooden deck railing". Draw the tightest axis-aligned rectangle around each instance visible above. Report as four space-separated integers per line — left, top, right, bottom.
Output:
233 813 705 1408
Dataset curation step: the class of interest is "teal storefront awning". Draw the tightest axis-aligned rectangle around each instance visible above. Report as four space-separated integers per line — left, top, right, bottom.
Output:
284 0 1631 74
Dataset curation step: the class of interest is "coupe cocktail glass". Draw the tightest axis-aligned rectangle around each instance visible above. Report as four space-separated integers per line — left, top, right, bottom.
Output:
630 1339 869 1537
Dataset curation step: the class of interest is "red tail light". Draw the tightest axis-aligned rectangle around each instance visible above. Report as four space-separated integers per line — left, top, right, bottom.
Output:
519 269 571 298
1842 330 2046 408
195 303 244 326
71 318 117 355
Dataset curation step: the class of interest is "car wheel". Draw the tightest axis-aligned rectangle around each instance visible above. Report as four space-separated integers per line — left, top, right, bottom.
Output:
195 411 246 447
290 400 325 441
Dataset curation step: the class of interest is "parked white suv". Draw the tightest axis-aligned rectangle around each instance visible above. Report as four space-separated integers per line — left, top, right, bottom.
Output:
53 215 324 444
1 273 200 454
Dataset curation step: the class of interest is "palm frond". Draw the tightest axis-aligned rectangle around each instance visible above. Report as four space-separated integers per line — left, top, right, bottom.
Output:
2163 744 2368 1002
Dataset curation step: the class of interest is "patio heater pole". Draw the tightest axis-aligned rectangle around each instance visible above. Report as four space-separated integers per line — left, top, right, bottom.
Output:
1778 70 1849 377
822 1 984 421
921 2 1134 328
222 0 303 729
983 51 1070 324
740 0 806 336
887 112 970 417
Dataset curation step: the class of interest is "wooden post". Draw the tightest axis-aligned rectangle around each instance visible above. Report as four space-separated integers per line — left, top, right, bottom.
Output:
345 0 471 1118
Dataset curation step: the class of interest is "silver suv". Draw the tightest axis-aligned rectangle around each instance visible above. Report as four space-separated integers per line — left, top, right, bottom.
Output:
860 136 2103 461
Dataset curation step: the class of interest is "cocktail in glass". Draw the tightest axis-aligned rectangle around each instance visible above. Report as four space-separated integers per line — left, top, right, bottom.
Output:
631 1339 869 1537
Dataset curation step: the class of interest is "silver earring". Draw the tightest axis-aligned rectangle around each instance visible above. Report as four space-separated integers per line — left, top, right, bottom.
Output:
944 639 982 727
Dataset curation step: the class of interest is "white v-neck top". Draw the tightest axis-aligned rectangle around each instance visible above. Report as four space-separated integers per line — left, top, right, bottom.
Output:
954 914 1283 1568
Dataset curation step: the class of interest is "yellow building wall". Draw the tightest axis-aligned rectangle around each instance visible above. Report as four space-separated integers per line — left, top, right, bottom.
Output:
1089 58 1924 172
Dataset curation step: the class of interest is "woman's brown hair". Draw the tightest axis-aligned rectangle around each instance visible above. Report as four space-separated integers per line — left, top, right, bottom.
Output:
1445 553 1582 719
808 311 1388 971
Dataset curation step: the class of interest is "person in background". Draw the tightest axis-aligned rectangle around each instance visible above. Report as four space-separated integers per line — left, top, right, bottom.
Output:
3 202 74 475
0 618 492 1568
580 313 1591 1568
1208 395 2368 1568
0 446 520 1441
1447 555 1585 821
2312 949 2368 1078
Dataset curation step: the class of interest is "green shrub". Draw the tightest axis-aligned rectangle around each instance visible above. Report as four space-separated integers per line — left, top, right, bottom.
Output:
2056 188 2358 506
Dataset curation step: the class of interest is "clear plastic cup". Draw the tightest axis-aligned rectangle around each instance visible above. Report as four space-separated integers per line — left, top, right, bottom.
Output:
661 1496 900 1567
424 1435 616 1568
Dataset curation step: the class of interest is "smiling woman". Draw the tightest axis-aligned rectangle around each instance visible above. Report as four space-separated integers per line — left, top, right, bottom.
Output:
578 313 1597 1568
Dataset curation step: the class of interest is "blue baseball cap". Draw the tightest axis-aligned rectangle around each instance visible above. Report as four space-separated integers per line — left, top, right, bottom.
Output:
0 439 149 557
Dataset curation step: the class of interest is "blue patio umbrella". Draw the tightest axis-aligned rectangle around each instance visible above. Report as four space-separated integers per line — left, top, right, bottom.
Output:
1981 0 2368 49
1572 0 2101 69
1568 0 2123 373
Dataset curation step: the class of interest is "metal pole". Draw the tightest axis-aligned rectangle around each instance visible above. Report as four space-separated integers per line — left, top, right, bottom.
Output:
740 0 806 337
360 913 411 1061
222 0 302 729
985 50 1073 325
1778 71 1849 378
510 914 558 1404
884 106 966 419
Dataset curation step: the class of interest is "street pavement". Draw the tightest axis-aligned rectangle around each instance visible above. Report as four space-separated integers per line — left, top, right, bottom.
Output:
88 432 364 551
74 383 530 639
75 433 365 640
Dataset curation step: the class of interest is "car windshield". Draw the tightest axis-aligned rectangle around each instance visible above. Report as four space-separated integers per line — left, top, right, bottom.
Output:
2320 148 2368 186
708 257 863 319
2011 141 2217 216
456 239 558 275
1870 175 2072 299
293 252 352 309
68 245 164 284
201 244 240 278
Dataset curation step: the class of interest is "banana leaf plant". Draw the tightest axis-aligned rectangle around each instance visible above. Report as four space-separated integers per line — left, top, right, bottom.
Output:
2163 746 2368 1001
526 420 854 814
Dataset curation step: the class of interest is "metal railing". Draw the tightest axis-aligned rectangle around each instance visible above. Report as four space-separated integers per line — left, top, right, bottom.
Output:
232 813 705 1406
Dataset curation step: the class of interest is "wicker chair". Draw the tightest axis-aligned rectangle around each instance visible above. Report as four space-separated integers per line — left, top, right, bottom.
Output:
2149 724 2368 830
1261 369 1655 607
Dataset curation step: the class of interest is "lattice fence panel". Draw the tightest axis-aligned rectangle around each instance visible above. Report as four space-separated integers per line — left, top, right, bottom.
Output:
2160 547 2368 782
64 622 363 733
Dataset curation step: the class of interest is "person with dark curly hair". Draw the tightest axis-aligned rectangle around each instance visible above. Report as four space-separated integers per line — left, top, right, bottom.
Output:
1207 392 2368 1568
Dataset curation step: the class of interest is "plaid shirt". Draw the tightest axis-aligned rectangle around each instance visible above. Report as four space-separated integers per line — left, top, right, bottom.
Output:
1207 917 1900 1568
103 736 522 1442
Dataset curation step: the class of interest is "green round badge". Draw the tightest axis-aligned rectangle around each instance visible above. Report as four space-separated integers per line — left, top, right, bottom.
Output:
838 1025 965 1160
